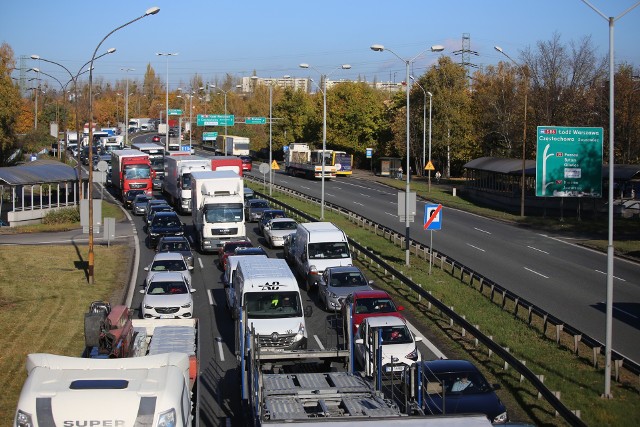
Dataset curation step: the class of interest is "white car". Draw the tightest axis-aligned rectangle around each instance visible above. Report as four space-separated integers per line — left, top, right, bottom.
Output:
144 252 193 286
263 217 298 248
354 315 422 376
140 271 195 319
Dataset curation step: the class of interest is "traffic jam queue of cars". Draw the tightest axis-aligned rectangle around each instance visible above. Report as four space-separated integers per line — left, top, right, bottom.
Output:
124 165 509 424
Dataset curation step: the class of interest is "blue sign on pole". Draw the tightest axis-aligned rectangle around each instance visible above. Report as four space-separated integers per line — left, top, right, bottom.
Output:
181 145 190 152
366 148 373 159
423 204 442 230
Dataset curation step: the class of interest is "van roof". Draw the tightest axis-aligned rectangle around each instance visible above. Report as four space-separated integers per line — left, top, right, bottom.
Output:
299 222 340 231
237 258 296 287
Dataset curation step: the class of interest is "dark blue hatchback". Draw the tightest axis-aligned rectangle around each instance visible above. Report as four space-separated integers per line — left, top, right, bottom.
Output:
417 359 508 423
148 211 184 249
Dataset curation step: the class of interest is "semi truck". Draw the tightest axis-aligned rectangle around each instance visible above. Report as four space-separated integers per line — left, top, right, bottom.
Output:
15 302 199 427
110 149 153 200
216 135 250 156
128 117 153 133
163 155 212 214
131 142 166 189
191 170 245 253
284 143 336 179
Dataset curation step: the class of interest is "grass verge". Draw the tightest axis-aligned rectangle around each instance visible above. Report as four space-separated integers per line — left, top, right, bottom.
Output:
0 243 132 425
250 182 640 427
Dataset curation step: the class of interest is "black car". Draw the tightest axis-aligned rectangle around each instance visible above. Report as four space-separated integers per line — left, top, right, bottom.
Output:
146 204 174 228
156 235 194 268
244 199 270 222
147 211 185 249
416 359 508 424
124 190 146 209
233 246 268 258
258 209 286 235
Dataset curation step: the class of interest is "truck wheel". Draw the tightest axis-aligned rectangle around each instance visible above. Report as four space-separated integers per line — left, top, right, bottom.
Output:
84 312 104 348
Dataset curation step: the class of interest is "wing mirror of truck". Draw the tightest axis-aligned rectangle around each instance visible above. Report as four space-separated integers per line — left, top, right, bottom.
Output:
143 266 149 271
304 305 313 318
188 265 194 271
190 288 196 293
355 338 364 345
139 289 145 294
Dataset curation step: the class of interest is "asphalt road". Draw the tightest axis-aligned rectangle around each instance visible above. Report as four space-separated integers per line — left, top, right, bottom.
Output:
243 166 640 364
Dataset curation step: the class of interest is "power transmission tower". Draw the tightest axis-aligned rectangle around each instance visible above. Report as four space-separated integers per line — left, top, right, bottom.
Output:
453 33 478 87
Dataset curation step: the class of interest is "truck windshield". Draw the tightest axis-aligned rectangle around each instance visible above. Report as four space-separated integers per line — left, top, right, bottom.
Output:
124 165 151 179
150 158 164 171
181 174 192 190
308 242 350 260
204 203 243 223
244 291 302 319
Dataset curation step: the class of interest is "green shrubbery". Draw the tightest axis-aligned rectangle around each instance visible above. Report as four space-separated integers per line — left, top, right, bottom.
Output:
42 207 80 225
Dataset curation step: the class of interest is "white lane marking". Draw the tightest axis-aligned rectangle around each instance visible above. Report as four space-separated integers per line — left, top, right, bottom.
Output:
474 227 491 235
299 186 311 190
466 243 485 252
598 302 638 319
595 270 627 282
524 267 549 279
527 246 549 254
198 257 204 269
385 212 396 217
208 289 214 305
405 320 447 359
353 202 364 206
217 339 225 362
314 335 325 350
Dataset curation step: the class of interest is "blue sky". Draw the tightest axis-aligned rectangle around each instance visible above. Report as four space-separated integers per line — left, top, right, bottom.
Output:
3 0 639 89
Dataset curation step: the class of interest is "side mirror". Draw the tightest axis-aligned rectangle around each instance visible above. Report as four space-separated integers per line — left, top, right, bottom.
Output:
190 288 196 293
188 266 194 271
139 289 145 294
414 336 423 343
304 305 313 318
397 305 405 311
355 338 364 345
144 267 149 271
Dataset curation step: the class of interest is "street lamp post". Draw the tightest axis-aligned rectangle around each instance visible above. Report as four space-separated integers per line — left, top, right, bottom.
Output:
410 76 434 191
494 46 528 218
87 6 160 284
371 44 444 266
157 52 178 152
121 68 134 147
299 63 351 220
250 76 275 195
31 51 115 198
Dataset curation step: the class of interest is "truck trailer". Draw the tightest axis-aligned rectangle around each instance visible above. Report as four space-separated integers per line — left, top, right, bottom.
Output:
211 155 243 177
110 149 153 200
191 170 245 253
216 135 250 156
285 143 336 179
163 155 212 214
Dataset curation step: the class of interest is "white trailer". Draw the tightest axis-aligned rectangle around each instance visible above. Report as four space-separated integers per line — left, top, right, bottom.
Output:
163 155 212 214
217 135 250 156
191 170 245 253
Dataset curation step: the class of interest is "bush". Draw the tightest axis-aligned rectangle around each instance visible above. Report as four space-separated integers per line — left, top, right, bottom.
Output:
43 207 80 225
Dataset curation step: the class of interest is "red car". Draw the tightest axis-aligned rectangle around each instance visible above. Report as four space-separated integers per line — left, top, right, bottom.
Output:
240 155 253 172
218 240 253 270
342 289 405 334
152 135 161 143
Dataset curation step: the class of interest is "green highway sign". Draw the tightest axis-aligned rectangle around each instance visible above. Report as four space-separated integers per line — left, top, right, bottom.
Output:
245 117 266 125
202 132 218 141
535 126 603 197
168 109 183 115
197 114 234 127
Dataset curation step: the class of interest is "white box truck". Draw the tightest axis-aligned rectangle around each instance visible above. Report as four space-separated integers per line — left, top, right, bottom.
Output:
163 155 212 214
217 135 250 156
191 170 245 253
233 257 309 352
291 222 353 291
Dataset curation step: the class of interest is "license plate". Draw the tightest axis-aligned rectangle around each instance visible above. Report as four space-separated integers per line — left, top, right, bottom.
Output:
159 315 174 319
385 365 404 372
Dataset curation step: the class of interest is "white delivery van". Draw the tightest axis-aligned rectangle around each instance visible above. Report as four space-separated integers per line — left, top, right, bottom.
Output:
223 253 268 316
233 257 310 351
291 222 353 291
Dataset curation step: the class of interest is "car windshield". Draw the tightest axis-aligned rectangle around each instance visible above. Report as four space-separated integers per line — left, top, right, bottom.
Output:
134 196 150 204
147 281 188 295
308 242 350 260
244 291 302 319
271 221 297 231
159 241 189 252
354 297 397 314
330 272 367 287
151 259 187 272
251 201 269 209
425 370 492 394
378 325 413 344
153 215 181 227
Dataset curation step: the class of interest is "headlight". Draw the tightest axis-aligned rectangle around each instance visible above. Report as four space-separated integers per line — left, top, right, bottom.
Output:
181 302 192 308
328 291 338 299
293 323 305 342
175 231 184 236
309 265 318 275
493 411 508 423
157 408 177 427
405 348 419 361
15 410 33 427
144 304 153 309
150 232 158 237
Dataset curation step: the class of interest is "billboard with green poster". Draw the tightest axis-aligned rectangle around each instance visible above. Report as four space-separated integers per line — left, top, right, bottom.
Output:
535 126 603 197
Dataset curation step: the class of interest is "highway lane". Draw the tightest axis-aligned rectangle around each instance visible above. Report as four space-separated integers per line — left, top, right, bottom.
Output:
122 180 445 426
246 168 640 363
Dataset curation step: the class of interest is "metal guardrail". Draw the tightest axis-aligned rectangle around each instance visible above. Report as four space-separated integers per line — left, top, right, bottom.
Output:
246 175 638 426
